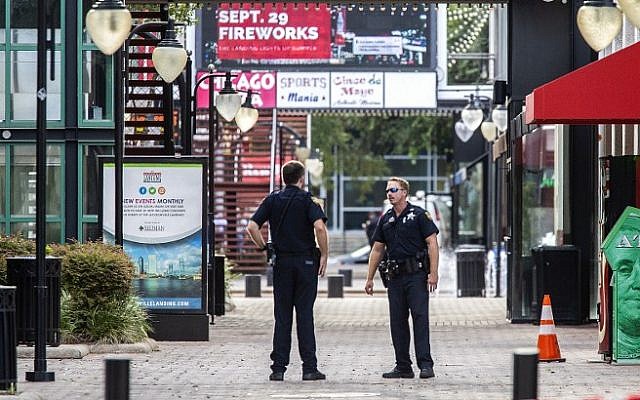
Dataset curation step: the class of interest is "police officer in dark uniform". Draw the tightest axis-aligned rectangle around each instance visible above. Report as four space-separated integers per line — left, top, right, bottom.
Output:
364 177 439 379
246 160 329 382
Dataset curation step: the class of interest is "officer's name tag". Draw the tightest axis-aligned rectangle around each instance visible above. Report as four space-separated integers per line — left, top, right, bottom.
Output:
305 260 314 266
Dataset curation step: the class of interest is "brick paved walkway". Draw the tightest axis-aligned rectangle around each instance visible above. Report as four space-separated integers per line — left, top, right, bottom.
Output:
13 294 640 400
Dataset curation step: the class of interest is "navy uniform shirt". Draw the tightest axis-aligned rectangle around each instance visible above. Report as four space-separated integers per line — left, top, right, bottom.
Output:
251 185 327 254
372 202 439 260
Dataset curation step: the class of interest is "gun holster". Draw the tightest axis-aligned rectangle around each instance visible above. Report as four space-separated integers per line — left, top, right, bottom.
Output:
266 241 276 267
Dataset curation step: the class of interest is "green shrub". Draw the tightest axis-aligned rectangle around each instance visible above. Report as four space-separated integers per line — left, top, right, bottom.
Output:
50 241 135 307
50 241 150 343
60 290 150 344
0 234 35 285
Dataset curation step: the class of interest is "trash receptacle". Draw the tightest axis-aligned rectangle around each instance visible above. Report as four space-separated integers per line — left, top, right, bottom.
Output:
455 245 486 297
0 285 17 392
531 245 582 324
6 257 61 347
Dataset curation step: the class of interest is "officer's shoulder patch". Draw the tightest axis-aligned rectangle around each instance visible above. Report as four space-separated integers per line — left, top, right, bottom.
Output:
425 211 432 221
311 196 324 209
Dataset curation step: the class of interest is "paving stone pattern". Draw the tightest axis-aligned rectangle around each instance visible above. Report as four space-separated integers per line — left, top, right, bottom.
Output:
13 294 640 400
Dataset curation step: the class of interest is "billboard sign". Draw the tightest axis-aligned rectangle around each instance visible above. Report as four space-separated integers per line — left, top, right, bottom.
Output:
216 3 331 60
102 159 207 312
277 72 330 108
196 70 276 109
202 3 433 70
353 36 403 56
330 72 383 108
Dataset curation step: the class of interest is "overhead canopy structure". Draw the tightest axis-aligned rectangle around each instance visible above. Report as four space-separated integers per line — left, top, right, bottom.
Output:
525 41 640 125
127 0 506 4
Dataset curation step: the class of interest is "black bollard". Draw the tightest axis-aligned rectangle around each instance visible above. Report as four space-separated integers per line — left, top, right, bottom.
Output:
245 275 261 297
327 275 344 298
105 359 130 400
338 269 353 287
513 348 538 400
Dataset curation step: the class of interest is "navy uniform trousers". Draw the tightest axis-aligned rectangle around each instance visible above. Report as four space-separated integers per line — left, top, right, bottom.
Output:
270 254 318 374
387 269 434 371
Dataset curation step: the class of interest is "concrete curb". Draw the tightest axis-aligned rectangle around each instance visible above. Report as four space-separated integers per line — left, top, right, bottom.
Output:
17 344 90 359
16 339 159 359
91 338 159 354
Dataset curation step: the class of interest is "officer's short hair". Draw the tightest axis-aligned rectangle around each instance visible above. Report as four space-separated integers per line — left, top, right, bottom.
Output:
388 177 409 192
282 160 305 185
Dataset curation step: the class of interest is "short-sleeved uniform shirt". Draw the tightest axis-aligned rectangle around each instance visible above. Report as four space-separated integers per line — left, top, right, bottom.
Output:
251 185 327 254
372 202 439 260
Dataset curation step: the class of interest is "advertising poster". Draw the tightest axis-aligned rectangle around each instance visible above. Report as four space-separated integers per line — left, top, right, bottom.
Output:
216 3 331 60
277 72 330 108
330 72 383 108
602 206 640 362
195 70 276 109
202 3 433 69
102 160 205 312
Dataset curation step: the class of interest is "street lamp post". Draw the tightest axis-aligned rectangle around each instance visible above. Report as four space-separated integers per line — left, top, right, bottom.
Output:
86 1 187 245
27 0 55 382
190 66 258 321
460 81 509 298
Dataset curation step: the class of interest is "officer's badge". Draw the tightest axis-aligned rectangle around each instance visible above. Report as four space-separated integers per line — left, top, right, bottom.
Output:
425 211 432 221
389 217 395 223
403 211 416 224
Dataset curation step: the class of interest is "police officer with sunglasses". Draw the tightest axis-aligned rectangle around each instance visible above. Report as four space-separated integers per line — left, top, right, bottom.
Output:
364 177 439 379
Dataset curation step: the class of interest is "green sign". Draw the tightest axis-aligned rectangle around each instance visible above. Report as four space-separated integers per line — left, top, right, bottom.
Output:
602 206 640 363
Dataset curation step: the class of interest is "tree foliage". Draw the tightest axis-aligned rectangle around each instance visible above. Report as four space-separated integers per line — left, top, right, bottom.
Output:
311 114 453 194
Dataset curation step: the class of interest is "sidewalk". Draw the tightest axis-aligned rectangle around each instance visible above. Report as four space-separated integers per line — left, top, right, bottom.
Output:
13 293 640 400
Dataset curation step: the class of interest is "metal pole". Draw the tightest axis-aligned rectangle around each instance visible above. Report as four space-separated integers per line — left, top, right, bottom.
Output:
105 359 130 400
513 348 538 400
183 53 192 155
208 74 216 324
114 48 124 247
495 156 502 297
26 0 54 382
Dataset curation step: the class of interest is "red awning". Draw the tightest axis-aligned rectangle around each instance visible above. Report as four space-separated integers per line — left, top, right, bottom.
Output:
525 41 640 125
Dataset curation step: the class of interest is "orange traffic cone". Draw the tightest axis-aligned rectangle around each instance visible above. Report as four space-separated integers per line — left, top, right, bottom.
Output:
537 294 566 362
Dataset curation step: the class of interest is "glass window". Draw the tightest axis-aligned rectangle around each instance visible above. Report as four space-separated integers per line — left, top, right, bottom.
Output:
520 126 555 255
0 146 4 217
81 51 110 121
344 211 371 231
10 51 62 121
457 160 484 243
10 0 36 44
344 180 387 208
82 145 112 215
11 222 61 243
83 222 102 242
10 144 63 216
386 158 428 176
0 52 5 122
81 0 95 45
0 3 5 44
10 0 61 45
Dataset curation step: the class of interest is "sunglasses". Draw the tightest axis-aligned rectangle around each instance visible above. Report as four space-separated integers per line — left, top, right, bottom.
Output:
385 187 403 194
